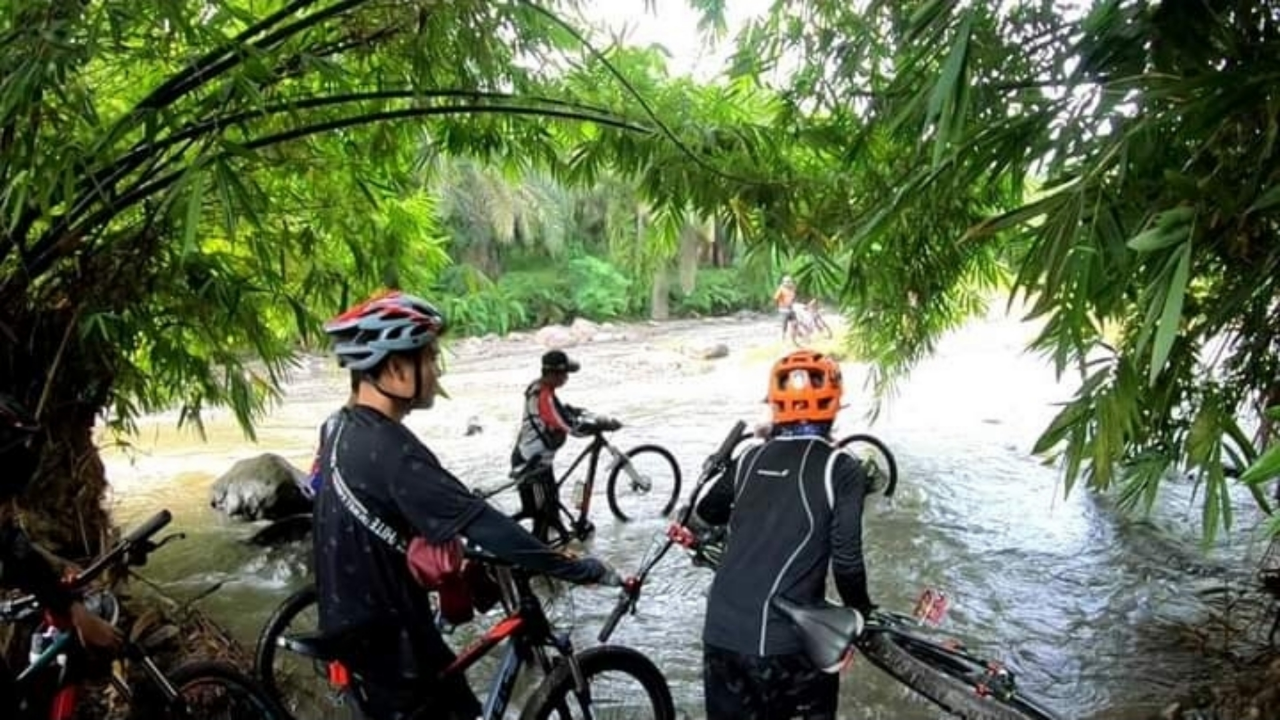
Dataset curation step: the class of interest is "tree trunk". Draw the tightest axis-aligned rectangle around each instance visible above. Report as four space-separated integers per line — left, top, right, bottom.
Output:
677 221 705 296
3 306 113 559
650 268 670 320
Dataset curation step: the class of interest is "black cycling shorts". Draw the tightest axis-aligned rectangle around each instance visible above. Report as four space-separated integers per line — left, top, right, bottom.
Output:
703 644 839 720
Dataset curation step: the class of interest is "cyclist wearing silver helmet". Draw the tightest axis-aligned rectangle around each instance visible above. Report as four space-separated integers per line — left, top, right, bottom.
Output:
311 290 618 720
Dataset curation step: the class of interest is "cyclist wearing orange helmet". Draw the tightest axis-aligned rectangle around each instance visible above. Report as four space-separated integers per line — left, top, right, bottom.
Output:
692 350 874 720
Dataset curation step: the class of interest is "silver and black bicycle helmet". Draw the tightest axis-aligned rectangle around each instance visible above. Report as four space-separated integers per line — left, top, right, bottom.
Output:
323 291 447 371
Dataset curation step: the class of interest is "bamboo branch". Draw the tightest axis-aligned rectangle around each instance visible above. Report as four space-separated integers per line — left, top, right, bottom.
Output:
47 91 635 253
25 102 652 280
46 20 410 252
516 0 771 187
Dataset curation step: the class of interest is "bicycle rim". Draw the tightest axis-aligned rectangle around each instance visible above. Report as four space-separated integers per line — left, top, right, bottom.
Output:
835 433 899 498
858 629 1060 720
253 586 338 720
519 645 675 720
605 445 682 523
161 661 283 720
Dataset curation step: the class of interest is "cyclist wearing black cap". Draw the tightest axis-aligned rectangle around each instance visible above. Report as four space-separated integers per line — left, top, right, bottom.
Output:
509 350 617 542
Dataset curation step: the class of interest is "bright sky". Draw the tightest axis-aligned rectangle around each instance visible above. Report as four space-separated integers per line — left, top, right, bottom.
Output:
575 0 773 80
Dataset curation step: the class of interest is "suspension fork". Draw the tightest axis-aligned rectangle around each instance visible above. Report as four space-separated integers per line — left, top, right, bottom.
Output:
603 441 651 492
549 632 595 720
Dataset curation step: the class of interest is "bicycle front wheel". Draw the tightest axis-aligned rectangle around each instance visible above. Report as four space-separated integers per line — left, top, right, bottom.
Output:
253 585 334 720
858 628 1060 720
519 645 675 720
156 661 284 720
605 445 682 522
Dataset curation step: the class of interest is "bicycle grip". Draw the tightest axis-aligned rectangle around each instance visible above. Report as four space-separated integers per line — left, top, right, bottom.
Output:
709 420 747 468
597 596 629 643
123 509 172 546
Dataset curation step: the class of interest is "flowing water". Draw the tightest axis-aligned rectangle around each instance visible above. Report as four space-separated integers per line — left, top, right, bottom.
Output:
100 311 1276 720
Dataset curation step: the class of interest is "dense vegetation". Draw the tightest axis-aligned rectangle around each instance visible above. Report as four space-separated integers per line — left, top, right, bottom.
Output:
1 0 1278 553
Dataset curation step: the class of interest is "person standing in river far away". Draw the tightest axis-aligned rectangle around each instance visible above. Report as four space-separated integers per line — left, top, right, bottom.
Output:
774 275 799 345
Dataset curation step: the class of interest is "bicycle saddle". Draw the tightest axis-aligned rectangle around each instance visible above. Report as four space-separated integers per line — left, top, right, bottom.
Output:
771 596 864 672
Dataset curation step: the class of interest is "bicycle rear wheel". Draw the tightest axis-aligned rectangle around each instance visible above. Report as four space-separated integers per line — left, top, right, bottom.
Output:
836 433 899 498
605 445 682 523
253 585 338 720
858 628 1060 720
519 645 675 720
147 661 283 720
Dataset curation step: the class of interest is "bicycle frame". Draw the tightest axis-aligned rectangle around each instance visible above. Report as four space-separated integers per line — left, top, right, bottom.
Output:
18 624 188 720
496 430 636 543
550 432 638 532
598 420 749 642
316 561 586 720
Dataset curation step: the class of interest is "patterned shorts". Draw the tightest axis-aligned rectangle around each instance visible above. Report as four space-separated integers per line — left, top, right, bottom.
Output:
703 645 839 720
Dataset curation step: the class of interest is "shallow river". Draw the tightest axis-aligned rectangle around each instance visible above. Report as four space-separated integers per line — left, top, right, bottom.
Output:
101 311 1274 720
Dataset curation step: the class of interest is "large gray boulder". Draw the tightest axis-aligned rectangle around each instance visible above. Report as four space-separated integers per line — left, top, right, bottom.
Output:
209 453 311 521
535 324 577 349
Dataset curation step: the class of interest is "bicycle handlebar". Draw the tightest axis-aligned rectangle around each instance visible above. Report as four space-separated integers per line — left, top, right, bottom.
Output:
76 509 173 586
0 510 174 623
699 419 748 478
598 420 747 643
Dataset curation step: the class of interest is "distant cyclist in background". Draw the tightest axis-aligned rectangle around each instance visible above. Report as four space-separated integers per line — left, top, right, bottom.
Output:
773 276 799 345
691 349 875 720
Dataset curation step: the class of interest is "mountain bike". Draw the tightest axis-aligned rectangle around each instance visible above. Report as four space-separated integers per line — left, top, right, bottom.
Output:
772 596 1061 720
598 420 899 641
792 300 834 344
0 509 282 720
476 414 682 546
259 548 675 720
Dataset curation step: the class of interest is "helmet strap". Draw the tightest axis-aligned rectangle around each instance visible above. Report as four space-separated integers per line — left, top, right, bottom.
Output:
367 355 421 408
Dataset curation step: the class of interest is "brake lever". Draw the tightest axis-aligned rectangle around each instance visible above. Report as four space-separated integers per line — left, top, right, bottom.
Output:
153 532 186 550
124 532 185 568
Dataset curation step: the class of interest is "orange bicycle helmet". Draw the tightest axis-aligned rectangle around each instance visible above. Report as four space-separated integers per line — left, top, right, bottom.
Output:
767 350 843 425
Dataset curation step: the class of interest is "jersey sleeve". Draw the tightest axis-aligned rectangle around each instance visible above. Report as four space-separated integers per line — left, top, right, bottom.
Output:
389 449 487 544
828 452 874 612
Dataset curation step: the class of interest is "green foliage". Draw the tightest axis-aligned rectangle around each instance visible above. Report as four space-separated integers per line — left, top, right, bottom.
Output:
730 0 1280 537
567 256 633 319
671 268 770 316
437 259 764 336
0 0 650 439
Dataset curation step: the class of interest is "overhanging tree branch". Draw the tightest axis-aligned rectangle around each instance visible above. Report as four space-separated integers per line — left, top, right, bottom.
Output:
56 90 636 246
24 102 654 281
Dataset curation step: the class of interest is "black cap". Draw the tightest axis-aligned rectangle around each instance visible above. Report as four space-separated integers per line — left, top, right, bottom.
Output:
542 350 580 373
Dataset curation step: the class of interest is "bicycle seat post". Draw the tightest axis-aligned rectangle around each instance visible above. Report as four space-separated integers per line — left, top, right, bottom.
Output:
494 566 520 615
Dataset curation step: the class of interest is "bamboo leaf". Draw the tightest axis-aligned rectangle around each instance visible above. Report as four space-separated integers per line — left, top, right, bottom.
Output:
1239 444 1280 486
1247 184 1280 213
1127 207 1194 252
1149 244 1190 386
927 11 972 166
182 169 205 257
